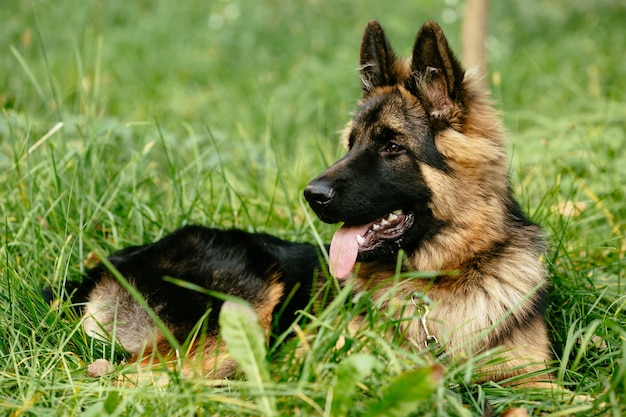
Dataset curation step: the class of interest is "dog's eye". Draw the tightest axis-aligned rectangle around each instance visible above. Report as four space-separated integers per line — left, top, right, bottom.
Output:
383 142 404 154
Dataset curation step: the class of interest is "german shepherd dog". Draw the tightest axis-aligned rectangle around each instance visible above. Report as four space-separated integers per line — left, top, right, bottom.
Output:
70 20 551 385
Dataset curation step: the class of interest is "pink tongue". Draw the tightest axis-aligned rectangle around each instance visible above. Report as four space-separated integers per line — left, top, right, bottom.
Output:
329 224 370 279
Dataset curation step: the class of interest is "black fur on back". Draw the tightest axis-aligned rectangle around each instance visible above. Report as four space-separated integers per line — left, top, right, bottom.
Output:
73 226 322 343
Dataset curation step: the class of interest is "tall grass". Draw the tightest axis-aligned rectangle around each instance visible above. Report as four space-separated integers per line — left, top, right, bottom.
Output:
1 0 625 415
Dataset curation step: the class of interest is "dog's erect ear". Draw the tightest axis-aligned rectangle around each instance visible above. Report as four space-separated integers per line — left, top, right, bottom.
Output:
360 20 398 97
409 21 465 116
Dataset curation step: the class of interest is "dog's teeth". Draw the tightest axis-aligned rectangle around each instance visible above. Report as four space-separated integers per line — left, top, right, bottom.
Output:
380 218 390 226
387 212 398 222
356 234 366 246
392 209 403 215
372 223 382 231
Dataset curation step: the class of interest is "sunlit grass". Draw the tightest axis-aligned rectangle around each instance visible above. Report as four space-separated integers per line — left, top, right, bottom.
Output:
1 0 625 415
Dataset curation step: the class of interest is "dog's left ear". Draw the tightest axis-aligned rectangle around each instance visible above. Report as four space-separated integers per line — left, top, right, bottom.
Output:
409 21 466 120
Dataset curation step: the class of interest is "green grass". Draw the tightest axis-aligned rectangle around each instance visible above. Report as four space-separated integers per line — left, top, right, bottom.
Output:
1 0 625 415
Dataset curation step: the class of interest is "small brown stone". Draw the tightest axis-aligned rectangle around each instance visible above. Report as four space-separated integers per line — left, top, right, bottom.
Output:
87 358 114 377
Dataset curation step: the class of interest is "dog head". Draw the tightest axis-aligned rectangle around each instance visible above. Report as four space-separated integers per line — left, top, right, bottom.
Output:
304 21 508 278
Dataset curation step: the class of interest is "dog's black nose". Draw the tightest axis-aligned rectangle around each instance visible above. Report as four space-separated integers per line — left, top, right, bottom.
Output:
304 181 335 206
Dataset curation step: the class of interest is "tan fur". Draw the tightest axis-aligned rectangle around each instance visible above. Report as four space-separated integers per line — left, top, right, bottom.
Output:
83 276 160 353
174 277 283 379
83 272 285 380
250 273 285 331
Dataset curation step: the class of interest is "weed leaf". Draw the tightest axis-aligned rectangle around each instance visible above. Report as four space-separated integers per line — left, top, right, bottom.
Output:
219 300 276 416
363 365 443 417
332 353 382 416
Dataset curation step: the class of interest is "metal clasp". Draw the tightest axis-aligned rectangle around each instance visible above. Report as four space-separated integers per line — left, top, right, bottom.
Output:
411 293 441 351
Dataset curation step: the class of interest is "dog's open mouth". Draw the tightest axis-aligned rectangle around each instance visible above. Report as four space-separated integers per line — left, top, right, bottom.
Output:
329 209 414 279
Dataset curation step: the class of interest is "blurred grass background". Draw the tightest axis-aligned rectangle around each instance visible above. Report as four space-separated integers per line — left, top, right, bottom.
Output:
1 0 625 415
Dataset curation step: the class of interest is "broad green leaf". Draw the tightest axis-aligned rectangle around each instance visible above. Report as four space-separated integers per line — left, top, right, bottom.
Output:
219 300 276 416
331 353 382 416
363 365 444 417
103 390 121 414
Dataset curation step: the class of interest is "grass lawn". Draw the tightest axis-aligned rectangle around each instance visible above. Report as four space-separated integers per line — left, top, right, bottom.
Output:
1 0 625 415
